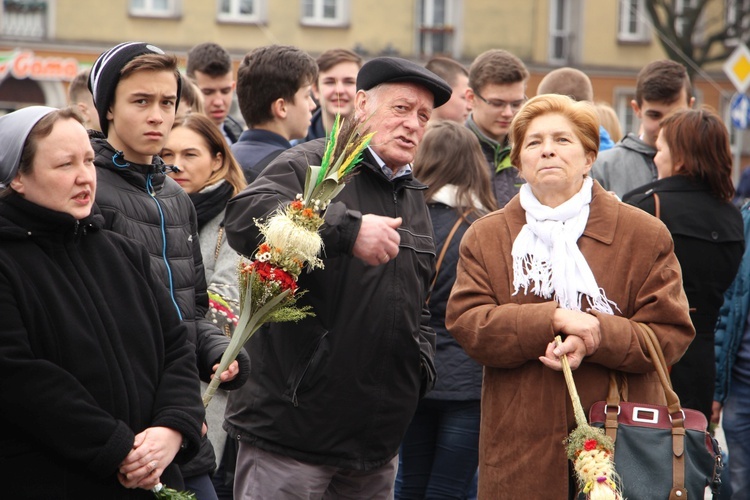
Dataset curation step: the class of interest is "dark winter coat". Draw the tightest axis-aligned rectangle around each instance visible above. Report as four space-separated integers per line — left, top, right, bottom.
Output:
91 137 250 478
0 193 203 499
223 139 437 470
425 200 482 401
624 174 744 420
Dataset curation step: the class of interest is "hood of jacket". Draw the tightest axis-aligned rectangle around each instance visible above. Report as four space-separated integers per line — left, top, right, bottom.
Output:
617 132 656 157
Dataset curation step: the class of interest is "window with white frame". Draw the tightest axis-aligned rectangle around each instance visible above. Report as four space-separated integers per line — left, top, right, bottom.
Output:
614 88 637 136
300 0 348 27
418 0 456 57
726 0 750 46
217 0 265 23
2 0 50 38
129 0 180 17
549 0 573 64
618 0 650 43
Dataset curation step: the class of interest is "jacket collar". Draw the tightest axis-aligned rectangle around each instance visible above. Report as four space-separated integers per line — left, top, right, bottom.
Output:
633 174 708 194
360 148 427 191
92 138 167 189
505 179 617 245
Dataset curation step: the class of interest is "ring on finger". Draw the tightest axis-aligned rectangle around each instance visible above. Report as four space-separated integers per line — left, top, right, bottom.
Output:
148 460 158 472
381 253 389 263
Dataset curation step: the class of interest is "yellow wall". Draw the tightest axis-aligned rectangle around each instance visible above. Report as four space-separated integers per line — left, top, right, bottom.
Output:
55 0 419 58
34 0 740 81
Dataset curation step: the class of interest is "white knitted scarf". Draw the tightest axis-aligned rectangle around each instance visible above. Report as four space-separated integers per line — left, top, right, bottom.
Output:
511 177 617 314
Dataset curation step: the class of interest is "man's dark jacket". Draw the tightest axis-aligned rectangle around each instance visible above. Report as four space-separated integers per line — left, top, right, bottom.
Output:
223 139 437 470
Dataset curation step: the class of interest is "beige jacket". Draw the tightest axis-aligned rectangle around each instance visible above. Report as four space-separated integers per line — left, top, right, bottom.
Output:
446 181 694 499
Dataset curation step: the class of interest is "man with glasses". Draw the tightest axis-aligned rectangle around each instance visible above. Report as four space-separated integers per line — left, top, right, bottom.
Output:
466 49 528 206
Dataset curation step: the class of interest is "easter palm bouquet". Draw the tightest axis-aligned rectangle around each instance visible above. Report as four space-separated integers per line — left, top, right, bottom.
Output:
200 115 375 408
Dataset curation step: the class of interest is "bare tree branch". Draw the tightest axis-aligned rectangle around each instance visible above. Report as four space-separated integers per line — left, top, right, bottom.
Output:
642 0 750 76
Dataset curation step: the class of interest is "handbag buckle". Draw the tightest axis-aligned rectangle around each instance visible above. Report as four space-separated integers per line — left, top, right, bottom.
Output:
604 404 620 415
668 410 686 423
632 406 659 423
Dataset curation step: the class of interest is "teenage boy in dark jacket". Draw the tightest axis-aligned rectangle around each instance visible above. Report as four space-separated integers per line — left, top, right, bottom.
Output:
88 41 249 500
230 44 318 183
223 55 451 500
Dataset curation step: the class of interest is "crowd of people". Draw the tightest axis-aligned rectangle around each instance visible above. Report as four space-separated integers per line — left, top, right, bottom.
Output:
0 37 747 500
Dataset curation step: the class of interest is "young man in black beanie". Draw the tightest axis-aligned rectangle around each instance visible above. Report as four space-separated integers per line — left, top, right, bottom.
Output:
88 41 249 500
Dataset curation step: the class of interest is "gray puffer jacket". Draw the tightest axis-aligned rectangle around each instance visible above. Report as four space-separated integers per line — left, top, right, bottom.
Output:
591 133 657 198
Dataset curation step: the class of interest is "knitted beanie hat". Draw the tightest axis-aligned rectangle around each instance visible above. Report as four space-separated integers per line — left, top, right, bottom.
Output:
88 42 181 136
0 106 57 188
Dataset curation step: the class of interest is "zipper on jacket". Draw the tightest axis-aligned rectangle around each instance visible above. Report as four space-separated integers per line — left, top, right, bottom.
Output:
146 172 183 321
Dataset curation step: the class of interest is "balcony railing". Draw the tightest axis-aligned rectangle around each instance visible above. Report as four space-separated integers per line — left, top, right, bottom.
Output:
2 0 48 39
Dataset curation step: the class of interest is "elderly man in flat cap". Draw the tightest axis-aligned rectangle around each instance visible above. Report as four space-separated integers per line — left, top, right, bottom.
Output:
223 55 452 499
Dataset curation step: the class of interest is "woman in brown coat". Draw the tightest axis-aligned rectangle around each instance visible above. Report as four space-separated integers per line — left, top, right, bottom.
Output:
445 94 694 499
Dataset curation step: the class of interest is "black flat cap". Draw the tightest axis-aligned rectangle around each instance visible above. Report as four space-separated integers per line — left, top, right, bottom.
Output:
357 56 452 108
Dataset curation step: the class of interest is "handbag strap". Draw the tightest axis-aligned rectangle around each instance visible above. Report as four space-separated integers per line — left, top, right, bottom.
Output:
638 323 688 500
653 191 661 220
426 210 471 305
609 323 687 499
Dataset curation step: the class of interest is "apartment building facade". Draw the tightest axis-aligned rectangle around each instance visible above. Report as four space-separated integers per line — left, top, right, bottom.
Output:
0 0 744 159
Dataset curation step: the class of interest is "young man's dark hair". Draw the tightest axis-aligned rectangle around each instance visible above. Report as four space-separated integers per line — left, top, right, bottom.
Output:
635 59 692 106
186 42 243 144
236 44 318 127
186 42 232 78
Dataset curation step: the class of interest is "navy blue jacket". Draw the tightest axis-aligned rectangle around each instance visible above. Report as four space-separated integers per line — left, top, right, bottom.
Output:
231 129 291 183
426 202 482 400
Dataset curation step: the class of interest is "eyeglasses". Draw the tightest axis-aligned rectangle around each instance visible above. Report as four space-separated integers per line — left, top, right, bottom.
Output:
473 91 527 112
